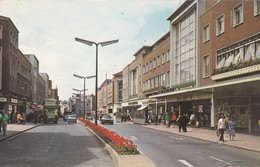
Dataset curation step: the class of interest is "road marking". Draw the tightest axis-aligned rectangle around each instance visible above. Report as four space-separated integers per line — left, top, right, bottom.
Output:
209 156 232 166
129 136 138 141
178 160 194 167
170 136 183 140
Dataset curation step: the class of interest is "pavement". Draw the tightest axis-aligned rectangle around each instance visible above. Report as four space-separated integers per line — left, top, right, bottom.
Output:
142 123 260 153
0 122 40 142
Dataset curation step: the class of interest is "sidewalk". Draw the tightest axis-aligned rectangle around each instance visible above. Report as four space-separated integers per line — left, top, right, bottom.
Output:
0 123 40 142
142 124 260 153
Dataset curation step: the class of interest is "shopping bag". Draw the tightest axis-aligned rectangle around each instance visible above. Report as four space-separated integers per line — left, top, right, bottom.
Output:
216 129 220 137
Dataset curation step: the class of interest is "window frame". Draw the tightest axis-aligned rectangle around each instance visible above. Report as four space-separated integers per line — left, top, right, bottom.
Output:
157 55 161 67
216 14 225 36
233 2 243 27
203 54 210 78
254 0 260 16
167 49 170 62
0 26 3 39
203 24 210 43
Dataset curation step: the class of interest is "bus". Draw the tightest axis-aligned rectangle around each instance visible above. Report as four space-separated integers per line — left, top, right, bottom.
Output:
43 98 59 123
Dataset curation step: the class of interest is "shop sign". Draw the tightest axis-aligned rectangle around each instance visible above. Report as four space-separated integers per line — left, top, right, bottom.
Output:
198 105 203 112
228 97 248 105
11 98 18 104
0 97 7 102
128 102 138 105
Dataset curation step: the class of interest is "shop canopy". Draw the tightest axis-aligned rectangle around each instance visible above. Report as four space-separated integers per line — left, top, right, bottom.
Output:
137 105 148 111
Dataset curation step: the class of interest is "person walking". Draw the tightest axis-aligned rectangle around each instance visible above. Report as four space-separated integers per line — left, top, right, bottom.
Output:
190 112 195 129
218 114 226 142
228 117 235 141
165 112 170 128
2 110 9 136
171 112 176 128
158 114 162 125
178 114 186 132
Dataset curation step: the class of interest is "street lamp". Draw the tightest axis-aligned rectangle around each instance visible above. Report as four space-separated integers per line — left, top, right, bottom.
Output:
73 74 95 119
75 37 119 125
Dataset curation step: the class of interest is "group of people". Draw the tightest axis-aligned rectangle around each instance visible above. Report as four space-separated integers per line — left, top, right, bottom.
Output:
164 112 194 132
0 110 9 136
217 114 235 142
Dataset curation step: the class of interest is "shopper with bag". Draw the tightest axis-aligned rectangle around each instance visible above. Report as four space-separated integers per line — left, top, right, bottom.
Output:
217 114 226 142
229 117 235 141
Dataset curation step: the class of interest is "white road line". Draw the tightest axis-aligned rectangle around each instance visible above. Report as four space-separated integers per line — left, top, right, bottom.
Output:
209 156 232 166
170 136 183 140
178 160 194 167
129 136 138 141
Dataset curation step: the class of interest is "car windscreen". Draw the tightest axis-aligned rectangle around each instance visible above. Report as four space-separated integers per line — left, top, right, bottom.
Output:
103 115 111 119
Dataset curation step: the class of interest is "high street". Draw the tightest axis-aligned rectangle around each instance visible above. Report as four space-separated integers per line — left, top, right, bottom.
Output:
102 122 260 167
0 120 114 167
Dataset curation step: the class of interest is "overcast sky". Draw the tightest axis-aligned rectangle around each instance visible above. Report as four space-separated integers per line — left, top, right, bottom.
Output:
0 0 183 100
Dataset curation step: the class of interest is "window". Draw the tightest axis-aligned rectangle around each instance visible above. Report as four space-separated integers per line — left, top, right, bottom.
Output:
254 0 260 16
167 49 170 62
146 63 148 73
143 65 145 74
203 55 210 77
167 71 170 87
233 3 243 27
216 15 224 35
162 53 165 64
0 26 2 39
203 24 210 42
157 56 160 67
153 58 156 69
256 41 260 59
149 61 152 71
162 73 166 86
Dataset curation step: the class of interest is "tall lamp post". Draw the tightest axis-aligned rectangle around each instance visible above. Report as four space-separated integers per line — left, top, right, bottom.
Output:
73 74 95 119
75 37 118 125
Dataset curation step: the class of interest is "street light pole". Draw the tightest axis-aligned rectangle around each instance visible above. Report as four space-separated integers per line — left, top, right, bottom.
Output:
73 74 95 120
75 37 118 125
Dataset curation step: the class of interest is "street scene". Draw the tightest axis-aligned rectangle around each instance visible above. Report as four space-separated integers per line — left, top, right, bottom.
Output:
1 0 260 167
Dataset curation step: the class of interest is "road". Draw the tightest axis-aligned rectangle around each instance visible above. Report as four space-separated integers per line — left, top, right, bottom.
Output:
0 120 114 167
102 122 260 167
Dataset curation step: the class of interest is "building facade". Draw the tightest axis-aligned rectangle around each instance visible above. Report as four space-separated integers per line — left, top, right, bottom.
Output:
38 75 46 105
200 0 260 132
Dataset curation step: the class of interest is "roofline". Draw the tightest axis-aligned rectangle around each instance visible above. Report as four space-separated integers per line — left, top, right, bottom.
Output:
167 0 195 21
133 45 151 57
151 31 170 48
0 15 19 33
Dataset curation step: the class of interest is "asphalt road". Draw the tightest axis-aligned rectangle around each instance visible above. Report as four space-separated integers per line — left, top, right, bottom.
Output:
0 120 114 167
102 122 260 167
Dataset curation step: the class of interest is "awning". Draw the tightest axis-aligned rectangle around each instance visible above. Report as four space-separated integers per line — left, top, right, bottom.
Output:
150 74 260 98
137 105 148 111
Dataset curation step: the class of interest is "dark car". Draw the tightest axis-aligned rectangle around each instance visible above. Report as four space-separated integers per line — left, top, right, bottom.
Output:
101 115 114 124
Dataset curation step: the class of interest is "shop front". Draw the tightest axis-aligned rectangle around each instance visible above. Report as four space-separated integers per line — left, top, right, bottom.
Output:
0 97 7 110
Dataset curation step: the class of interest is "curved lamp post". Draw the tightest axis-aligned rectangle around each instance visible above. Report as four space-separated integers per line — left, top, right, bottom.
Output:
75 37 118 125
73 74 96 119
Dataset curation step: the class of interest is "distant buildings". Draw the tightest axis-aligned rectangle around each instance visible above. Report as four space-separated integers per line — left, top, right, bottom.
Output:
0 15 59 115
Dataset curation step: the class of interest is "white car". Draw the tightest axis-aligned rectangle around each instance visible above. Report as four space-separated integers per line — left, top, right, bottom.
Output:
67 115 77 123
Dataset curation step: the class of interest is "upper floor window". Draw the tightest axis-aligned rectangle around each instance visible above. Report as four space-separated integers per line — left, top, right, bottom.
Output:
203 55 210 78
146 63 148 73
255 0 260 16
157 56 161 67
166 49 170 62
162 53 165 64
149 61 152 71
216 15 225 36
203 24 210 42
233 3 243 27
143 65 145 74
153 58 156 69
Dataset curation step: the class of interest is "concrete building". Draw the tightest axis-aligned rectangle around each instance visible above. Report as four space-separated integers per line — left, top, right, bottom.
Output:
39 73 51 98
38 73 46 105
24 54 39 105
97 79 112 117
113 71 123 121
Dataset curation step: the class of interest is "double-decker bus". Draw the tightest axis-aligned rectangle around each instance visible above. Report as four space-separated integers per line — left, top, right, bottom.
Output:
43 98 59 123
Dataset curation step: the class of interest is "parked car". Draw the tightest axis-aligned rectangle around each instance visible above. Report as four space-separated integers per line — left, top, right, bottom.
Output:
101 115 113 124
67 115 77 123
86 116 93 121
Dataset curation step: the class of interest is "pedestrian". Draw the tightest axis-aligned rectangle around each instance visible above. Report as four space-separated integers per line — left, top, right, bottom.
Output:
34 111 38 124
21 112 26 125
190 112 195 129
217 114 226 142
0 110 2 133
183 114 189 132
158 114 162 125
228 117 235 141
178 114 186 132
1 110 9 136
17 112 21 124
171 112 176 128
165 112 170 128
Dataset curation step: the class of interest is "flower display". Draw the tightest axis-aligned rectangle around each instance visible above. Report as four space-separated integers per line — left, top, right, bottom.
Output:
79 119 139 155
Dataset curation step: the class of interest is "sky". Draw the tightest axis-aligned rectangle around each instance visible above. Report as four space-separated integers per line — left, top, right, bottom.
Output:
0 0 183 101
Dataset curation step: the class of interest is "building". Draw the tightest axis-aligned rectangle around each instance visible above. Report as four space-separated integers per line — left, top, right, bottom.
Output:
38 75 46 105
0 15 32 116
199 0 260 132
24 54 39 105
113 71 123 121
97 79 112 117
39 73 51 98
